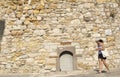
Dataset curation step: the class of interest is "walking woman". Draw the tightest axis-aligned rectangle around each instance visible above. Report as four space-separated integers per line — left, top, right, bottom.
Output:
96 39 110 73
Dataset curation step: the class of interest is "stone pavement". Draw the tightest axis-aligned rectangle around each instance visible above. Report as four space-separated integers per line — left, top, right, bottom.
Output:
61 69 120 77
0 68 120 77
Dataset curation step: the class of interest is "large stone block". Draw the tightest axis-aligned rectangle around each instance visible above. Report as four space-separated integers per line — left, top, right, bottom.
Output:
49 52 58 58
93 27 99 32
10 30 23 36
67 0 77 2
16 12 22 18
77 62 91 70
92 33 101 38
6 9 13 14
24 6 30 10
24 20 31 25
8 20 15 25
71 19 80 26
86 50 95 56
107 36 115 42
105 29 112 36
10 5 17 10
49 3 57 9
34 30 46 36
33 10 40 14
96 0 108 3
46 0 58 2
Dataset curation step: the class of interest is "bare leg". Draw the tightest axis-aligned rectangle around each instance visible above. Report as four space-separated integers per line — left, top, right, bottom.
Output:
98 59 103 72
102 59 110 71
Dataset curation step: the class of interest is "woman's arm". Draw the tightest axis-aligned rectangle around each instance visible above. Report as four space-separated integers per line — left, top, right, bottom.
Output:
100 43 105 50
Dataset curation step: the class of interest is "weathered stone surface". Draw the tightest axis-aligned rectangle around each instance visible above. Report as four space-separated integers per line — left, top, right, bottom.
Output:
70 19 80 26
105 29 112 35
34 30 46 36
49 52 58 58
107 36 115 42
10 30 24 36
0 0 120 73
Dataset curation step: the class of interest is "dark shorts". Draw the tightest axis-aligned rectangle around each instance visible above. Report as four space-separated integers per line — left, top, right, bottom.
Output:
98 53 106 59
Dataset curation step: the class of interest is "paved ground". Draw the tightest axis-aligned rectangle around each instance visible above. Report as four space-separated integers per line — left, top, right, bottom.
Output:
0 68 120 77
57 68 120 77
62 69 120 77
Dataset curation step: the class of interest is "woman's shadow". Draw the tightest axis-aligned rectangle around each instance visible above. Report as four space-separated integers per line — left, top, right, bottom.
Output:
94 69 107 73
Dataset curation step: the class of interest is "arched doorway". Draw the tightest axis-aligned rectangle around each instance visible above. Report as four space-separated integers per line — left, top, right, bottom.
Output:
60 51 73 71
56 46 76 71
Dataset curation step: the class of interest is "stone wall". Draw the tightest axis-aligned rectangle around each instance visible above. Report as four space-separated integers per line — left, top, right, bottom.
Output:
0 0 120 73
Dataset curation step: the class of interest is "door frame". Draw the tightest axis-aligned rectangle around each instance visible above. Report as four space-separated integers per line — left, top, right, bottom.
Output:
60 51 73 71
56 46 77 71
